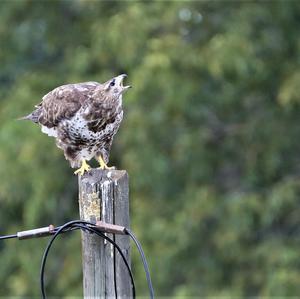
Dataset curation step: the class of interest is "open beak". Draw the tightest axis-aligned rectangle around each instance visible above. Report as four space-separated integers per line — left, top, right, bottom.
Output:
118 74 132 91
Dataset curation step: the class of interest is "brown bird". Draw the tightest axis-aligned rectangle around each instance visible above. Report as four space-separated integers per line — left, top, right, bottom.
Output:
21 74 131 175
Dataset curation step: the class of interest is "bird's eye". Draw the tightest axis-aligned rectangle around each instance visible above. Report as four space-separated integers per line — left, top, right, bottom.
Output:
109 80 115 87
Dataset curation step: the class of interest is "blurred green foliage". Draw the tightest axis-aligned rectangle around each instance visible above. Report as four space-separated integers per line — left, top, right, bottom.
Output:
1 0 300 297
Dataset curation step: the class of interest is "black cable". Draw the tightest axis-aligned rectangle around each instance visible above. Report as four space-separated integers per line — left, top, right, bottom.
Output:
0 234 17 240
0 220 152 298
40 220 135 298
40 220 135 299
71 223 136 299
125 229 154 299
40 220 79 299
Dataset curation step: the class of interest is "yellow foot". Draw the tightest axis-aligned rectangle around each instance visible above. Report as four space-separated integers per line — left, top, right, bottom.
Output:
97 155 115 170
74 159 91 175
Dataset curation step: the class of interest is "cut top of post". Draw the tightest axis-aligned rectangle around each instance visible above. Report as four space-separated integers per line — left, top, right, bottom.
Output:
78 169 128 223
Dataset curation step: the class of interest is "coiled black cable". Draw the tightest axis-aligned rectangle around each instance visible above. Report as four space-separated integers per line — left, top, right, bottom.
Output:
0 220 154 298
40 220 135 299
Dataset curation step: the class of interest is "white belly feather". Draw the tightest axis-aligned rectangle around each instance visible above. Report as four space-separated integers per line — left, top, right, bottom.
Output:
41 125 57 137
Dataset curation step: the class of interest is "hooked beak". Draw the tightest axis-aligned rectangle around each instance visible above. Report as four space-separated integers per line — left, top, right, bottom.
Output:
117 74 132 92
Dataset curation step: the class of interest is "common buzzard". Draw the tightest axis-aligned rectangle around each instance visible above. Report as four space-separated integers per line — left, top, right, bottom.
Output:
21 74 131 175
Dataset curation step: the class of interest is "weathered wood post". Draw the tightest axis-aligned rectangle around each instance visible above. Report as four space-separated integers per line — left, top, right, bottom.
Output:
78 169 131 298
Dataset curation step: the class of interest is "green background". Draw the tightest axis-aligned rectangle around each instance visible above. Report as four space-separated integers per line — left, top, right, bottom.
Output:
0 0 300 297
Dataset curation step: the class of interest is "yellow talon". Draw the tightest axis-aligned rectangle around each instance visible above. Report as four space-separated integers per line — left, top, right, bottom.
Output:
74 159 91 175
97 155 114 170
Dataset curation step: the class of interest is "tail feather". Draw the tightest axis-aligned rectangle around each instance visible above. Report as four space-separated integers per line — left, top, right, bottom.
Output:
17 114 32 121
18 109 41 123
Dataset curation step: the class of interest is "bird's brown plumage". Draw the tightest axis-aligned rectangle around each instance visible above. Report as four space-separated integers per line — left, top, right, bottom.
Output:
22 74 130 171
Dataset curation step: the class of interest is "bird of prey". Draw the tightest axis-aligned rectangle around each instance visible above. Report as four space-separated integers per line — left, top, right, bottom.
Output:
21 74 131 175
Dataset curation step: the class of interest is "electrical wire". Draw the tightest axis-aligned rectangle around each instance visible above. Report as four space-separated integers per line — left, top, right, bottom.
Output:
71 222 136 299
0 234 17 240
0 220 154 298
40 220 136 299
40 220 135 298
125 229 155 299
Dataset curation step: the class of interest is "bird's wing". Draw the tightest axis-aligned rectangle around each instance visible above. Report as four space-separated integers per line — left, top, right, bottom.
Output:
37 82 100 127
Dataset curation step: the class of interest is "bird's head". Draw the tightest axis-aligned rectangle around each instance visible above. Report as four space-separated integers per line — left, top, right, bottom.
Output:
103 74 131 98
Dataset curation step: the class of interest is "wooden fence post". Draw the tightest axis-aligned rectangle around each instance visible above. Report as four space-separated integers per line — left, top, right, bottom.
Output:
78 169 131 298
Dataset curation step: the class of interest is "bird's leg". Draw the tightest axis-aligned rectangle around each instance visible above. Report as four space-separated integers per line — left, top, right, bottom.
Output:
97 155 114 170
74 159 91 175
